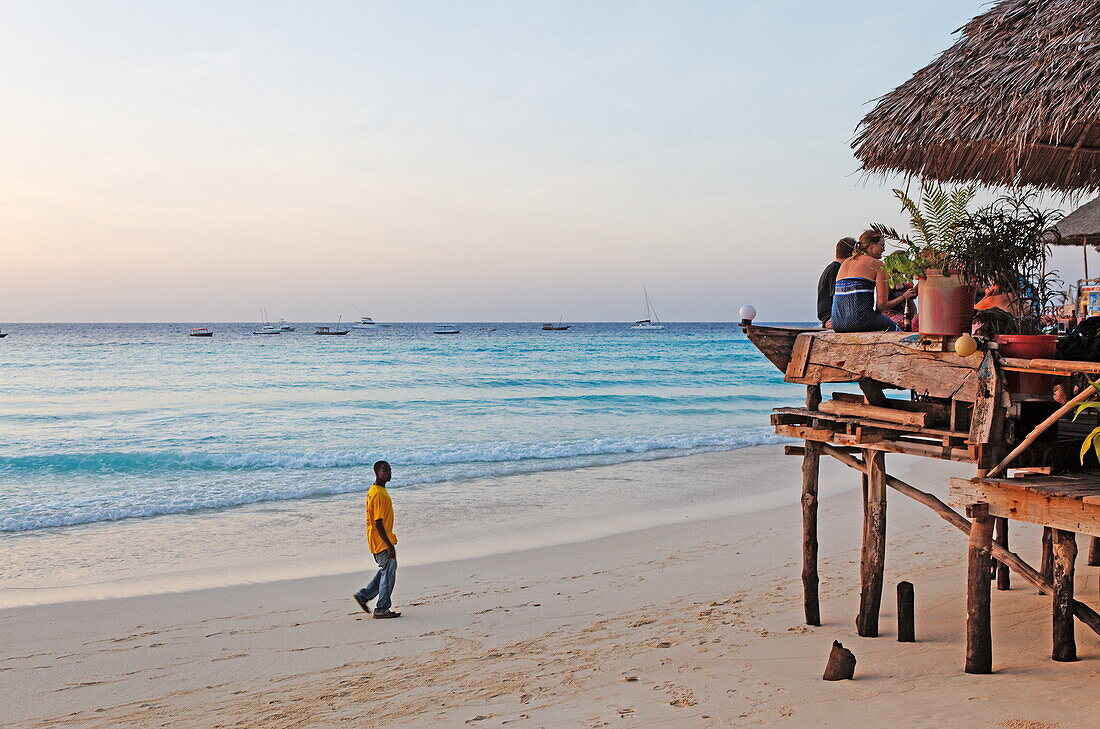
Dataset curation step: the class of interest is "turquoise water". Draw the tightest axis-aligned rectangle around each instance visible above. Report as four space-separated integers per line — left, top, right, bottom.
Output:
0 322 805 533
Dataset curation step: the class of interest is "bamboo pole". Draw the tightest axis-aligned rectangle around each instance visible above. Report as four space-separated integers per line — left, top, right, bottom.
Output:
986 385 1098 478
857 451 887 637
1052 530 1078 662
801 440 822 626
965 503 995 674
819 445 1100 637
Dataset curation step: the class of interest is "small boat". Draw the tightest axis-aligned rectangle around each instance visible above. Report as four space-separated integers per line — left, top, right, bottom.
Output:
253 324 281 335
631 287 664 330
188 328 213 337
0 330 7 338
542 317 570 331
316 317 350 335
276 319 295 332
434 325 460 335
480 327 497 332
351 316 381 329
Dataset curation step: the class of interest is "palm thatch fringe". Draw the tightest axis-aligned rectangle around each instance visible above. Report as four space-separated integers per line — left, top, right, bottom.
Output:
853 0 1100 192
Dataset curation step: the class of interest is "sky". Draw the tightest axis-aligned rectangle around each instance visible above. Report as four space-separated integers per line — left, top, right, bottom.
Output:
2 0 1085 322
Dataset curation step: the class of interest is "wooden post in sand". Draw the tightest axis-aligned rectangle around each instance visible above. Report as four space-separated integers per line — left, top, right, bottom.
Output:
994 517 1010 591
1052 530 1078 662
857 451 887 637
801 439 822 626
806 384 822 412
897 581 915 643
965 503 995 674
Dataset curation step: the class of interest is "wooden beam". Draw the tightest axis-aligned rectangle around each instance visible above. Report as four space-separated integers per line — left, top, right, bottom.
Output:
820 445 1100 638
949 479 1100 537
1001 357 1100 377
802 441 822 626
857 451 887 637
1053 530 1078 662
965 503 995 674
819 399 929 427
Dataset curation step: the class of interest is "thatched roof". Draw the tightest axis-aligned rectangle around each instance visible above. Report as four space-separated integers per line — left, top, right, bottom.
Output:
853 0 1100 192
1053 195 1100 244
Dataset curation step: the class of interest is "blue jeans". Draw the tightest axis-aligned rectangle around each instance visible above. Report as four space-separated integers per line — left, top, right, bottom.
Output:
357 550 397 611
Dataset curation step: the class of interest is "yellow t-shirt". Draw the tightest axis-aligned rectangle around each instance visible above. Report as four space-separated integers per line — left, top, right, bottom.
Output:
366 484 397 555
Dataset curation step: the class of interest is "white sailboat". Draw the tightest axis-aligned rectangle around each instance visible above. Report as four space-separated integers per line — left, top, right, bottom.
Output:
631 287 664 330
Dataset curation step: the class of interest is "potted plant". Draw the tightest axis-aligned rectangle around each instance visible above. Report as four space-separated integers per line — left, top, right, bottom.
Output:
949 192 1064 394
875 181 978 335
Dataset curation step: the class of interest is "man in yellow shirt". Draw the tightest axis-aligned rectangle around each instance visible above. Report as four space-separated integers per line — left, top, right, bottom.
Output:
353 460 401 619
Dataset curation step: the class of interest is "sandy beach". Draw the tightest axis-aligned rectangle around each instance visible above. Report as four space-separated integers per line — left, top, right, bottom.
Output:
4 446 1099 728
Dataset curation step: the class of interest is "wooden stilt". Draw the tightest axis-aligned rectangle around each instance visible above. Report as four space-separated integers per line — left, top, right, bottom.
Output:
1052 530 1078 662
994 517 1010 591
801 440 821 626
897 581 915 643
965 503 995 674
1040 527 1054 594
806 384 822 412
1088 536 1100 567
820 445 1100 637
857 451 887 637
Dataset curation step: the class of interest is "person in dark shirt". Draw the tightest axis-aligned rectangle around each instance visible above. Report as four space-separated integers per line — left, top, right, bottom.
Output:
817 237 856 327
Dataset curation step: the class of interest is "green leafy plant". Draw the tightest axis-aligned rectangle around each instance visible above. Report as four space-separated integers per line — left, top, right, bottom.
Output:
874 181 977 287
948 191 1063 334
1073 382 1100 463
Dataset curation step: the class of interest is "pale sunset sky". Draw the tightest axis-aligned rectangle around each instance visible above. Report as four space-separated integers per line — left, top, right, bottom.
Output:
3 1 1082 322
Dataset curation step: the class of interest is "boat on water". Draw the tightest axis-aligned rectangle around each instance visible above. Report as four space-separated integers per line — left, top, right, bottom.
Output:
631 287 664 330
434 325 460 335
351 316 385 329
0 330 7 338
253 323 281 335
188 328 213 337
276 319 295 332
542 317 570 331
316 317 350 335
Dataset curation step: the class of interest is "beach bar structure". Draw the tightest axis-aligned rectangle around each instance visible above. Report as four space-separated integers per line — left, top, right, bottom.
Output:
786 0 1100 671
745 325 1100 671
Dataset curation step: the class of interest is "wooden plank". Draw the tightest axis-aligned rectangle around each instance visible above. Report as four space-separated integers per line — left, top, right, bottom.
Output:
969 350 1005 448
1002 357 1100 377
792 332 983 401
819 399 928 427
776 424 975 462
949 478 1100 537
786 333 814 380
772 407 965 438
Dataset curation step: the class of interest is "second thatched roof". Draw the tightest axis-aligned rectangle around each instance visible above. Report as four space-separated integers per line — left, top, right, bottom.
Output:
853 0 1100 192
1053 195 1100 244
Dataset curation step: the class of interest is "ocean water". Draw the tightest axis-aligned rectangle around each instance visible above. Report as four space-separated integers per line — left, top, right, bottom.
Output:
0 322 804 536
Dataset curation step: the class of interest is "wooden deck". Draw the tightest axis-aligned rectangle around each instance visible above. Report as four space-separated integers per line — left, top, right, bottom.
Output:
743 324 1100 673
950 472 1100 536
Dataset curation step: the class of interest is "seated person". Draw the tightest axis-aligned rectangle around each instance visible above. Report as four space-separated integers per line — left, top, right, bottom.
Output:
831 230 908 333
883 282 917 330
817 237 856 327
975 283 1020 314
